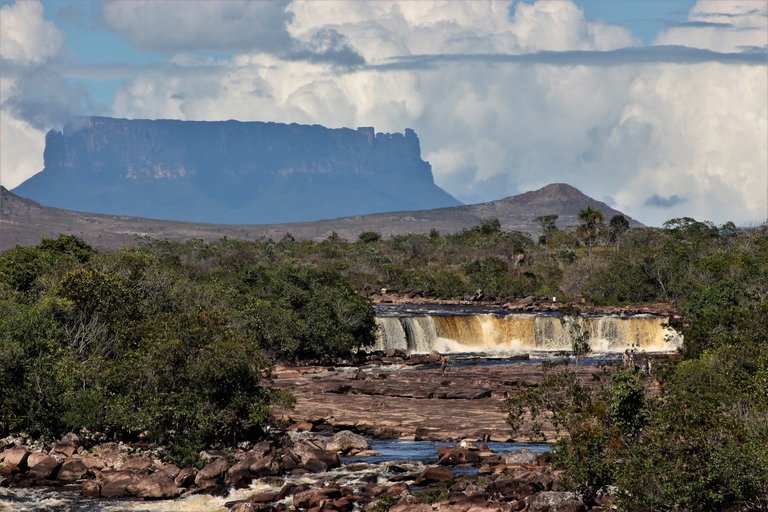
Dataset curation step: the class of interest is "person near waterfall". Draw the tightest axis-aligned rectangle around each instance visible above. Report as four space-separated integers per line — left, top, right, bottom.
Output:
440 354 448 373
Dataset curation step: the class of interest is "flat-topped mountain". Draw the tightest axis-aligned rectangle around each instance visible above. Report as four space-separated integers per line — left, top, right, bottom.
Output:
0 183 642 252
12 117 461 224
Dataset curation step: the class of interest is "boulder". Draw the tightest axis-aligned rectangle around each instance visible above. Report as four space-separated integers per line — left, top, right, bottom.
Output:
503 449 539 465
226 457 259 488
437 446 480 466
127 471 183 499
57 459 89 482
195 457 230 485
81 479 101 498
286 421 313 432
325 430 369 454
526 491 585 512
291 441 340 473
250 454 279 477
0 446 29 475
414 466 454 486
174 467 197 488
52 442 78 458
117 455 153 473
487 478 543 501
100 471 141 498
293 486 341 509
26 454 61 480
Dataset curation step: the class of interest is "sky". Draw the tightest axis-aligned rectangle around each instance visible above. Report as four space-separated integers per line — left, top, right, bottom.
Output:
0 0 766 227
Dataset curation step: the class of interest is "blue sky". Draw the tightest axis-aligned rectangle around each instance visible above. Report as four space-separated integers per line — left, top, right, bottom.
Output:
1 0 765 227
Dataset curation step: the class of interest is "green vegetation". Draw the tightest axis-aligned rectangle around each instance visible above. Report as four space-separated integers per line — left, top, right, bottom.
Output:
1 213 766 509
507 221 768 510
0 235 375 462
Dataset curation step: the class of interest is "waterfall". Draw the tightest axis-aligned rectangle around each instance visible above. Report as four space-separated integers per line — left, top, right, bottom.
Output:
374 313 681 354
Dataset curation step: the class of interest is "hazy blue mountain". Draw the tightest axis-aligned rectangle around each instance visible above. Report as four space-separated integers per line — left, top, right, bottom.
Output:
13 117 461 223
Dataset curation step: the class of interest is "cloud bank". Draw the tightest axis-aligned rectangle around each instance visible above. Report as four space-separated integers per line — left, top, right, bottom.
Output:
1 0 766 227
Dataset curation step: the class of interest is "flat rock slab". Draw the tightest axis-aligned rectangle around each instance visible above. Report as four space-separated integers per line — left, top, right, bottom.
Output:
273 363 600 441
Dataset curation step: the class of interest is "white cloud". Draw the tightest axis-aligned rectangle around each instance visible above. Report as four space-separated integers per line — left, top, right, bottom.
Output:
0 0 66 187
0 0 63 64
106 0 767 227
103 0 293 53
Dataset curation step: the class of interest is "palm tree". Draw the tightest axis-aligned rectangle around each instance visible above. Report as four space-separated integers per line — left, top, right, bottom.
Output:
577 206 604 251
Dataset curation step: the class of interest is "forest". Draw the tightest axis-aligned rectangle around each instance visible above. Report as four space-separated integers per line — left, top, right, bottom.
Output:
1 213 766 508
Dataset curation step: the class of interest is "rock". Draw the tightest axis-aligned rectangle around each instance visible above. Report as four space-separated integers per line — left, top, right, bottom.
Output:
226 457 259 488
71 454 105 471
325 430 369 454
286 421 313 432
26 454 61 480
157 462 181 479
0 446 29 475
60 432 81 446
57 459 89 482
293 486 342 509
526 491 585 512
52 442 78 458
414 466 454 486
195 457 230 485
100 471 141 498
117 455 153 473
250 454 279 477
487 478 543 501
127 471 183 499
81 479 101 498
175 467 197 488
503 449 539 465
438 446 480 465
291 441 340 473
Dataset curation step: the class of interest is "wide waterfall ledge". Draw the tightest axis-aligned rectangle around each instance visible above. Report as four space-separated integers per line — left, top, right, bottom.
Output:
373 308 682 355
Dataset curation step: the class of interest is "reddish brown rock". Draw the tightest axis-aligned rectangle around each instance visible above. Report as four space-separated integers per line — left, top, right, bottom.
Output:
27 454 61 480
325 430 369 454
127 471 183 499
293 486 341 509
118 455 153 473
57 459 89 482
415 466 455 486
438 446 480 466
487 477 544 501
195 457 230 486
81 479 101 498
100 471 141 498
175 467 197 487
0 446 29 475
52 442 78 457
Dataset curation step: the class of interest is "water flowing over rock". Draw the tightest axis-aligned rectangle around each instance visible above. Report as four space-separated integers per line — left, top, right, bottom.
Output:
374 312 681 354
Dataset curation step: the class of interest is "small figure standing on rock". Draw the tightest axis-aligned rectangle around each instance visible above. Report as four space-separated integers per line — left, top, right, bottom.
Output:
440 354 449 373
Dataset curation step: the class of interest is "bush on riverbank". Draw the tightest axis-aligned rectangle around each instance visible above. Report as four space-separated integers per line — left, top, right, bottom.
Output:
507 223 768 510
0 236 374 461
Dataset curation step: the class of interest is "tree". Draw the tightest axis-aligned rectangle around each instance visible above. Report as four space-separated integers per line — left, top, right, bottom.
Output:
358 231 382 243
577 206 604 250
535 214 559 245
607 215 630 244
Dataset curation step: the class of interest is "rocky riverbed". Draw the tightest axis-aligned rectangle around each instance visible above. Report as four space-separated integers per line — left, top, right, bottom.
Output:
1 360 619 511
273 357 601 442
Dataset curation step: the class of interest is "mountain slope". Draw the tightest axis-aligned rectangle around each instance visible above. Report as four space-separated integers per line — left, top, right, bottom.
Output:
0 183 642 252
12 117 461 224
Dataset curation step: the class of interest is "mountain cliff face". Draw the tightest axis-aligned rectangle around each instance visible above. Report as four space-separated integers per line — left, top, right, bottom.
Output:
13 117 461 223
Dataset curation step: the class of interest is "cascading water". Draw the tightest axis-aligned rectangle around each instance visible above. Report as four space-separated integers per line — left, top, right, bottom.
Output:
374 308 681 354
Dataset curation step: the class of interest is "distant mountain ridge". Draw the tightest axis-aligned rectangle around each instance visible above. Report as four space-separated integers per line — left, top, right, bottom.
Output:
13 117 461 224
0 183 643 252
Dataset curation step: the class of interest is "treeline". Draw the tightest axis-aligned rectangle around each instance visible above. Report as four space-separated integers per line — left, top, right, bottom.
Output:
508 219 768 510
0 235 376 464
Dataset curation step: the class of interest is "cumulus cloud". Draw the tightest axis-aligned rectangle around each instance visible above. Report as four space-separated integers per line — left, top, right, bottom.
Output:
0 0 85 187
3 0 766 227
106 0 766 226
103 0 294 53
